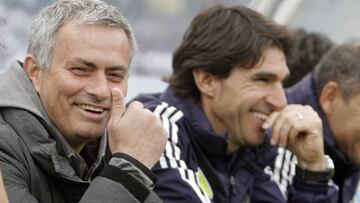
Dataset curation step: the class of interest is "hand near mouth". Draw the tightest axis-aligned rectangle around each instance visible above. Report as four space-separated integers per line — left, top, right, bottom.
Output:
263 104 326 171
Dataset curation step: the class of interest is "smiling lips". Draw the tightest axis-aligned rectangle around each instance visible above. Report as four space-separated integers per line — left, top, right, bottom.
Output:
253 112 269 121
78 103 107 113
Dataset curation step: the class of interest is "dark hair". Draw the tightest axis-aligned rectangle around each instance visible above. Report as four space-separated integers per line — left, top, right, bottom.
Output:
285 28 334 87
314 42 360 101
167 5 293 100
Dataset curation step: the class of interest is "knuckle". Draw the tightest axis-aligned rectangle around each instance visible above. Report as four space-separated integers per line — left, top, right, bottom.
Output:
304 105 314 112
129 101 144 109
148 112 160 123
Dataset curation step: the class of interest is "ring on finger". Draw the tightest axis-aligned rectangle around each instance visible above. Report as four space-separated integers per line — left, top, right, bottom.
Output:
296 112 304 121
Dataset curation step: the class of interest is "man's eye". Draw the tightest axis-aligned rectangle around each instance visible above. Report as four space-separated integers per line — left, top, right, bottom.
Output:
72 67 86 71
109 73 125 81
70 67 89 74
256 77 269 83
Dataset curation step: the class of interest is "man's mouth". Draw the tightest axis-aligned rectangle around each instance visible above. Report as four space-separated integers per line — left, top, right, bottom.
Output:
253 112 269 121
78 104 105 114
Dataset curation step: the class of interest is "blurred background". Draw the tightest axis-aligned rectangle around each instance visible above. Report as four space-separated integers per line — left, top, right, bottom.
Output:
0 0 359 101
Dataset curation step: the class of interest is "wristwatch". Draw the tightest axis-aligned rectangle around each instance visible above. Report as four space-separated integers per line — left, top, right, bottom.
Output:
296 155 335 182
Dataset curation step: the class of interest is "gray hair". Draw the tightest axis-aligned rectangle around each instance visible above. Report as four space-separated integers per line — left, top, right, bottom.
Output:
27 0 137 70
314 41 360 101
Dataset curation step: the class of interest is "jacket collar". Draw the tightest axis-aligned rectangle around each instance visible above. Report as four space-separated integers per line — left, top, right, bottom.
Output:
0 61 50 123
161 87 228 157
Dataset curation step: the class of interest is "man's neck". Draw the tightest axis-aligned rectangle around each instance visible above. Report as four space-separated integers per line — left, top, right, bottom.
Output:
227 139 241 155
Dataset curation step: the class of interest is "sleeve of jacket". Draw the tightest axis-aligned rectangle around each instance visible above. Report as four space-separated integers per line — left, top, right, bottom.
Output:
0 125 40 203
287 174 339 203
79 176 162 203
80 154 163 203
251 141 339 203
250 171 339 203
273 149 339 202
0 159 39 203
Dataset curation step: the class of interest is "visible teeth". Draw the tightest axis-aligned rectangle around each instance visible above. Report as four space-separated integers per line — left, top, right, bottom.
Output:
78 104 104 113
253 112 268 121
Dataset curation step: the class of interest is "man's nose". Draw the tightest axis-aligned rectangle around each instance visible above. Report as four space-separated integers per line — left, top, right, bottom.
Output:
87 73 110 101
266 84 287 110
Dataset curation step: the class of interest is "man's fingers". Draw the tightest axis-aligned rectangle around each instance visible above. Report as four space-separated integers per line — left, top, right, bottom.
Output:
278 121 292 147
110 88 125 120
263 111 280 145
269 113 288 146
288 125 300 146
127 100 144 110
263 111 279 129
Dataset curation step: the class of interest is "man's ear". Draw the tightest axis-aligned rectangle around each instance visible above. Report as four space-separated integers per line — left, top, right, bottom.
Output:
319 81 342 115
192 68 217 97
23 54 41 93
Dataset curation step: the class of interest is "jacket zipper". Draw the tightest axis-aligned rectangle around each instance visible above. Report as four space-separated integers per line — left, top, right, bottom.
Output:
229 175 236 196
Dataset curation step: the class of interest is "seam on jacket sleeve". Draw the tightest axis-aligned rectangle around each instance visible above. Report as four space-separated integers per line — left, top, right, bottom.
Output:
112 152 157 183
109 155 155 189
293 175 329 194
100 164 150 202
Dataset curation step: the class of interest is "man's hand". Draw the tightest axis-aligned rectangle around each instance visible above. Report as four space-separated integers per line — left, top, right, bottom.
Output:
107 88 167 169
263 104 326 171
0 170 9 203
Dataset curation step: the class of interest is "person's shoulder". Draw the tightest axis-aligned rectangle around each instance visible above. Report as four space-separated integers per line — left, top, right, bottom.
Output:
0 110 30 157
132 91 189 143
286 74 315 103
131 92 162 104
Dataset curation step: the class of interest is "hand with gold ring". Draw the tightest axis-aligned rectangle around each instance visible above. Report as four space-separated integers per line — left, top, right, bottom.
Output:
262 104 326 171
296 112 304 121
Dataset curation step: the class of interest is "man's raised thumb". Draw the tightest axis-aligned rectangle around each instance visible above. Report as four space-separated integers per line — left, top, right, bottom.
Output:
110 88 125 118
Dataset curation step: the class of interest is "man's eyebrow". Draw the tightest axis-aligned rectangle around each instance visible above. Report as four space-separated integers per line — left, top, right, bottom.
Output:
71 58 98 69
107 66 128 72
70 58 128 71
252 71 290 81
252 71 276 80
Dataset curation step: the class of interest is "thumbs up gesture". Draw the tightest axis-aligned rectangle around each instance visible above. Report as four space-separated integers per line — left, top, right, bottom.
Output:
107 88 167 169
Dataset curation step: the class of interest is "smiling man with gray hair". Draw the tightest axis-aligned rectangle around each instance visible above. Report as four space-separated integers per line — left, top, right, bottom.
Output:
0 1 166 202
